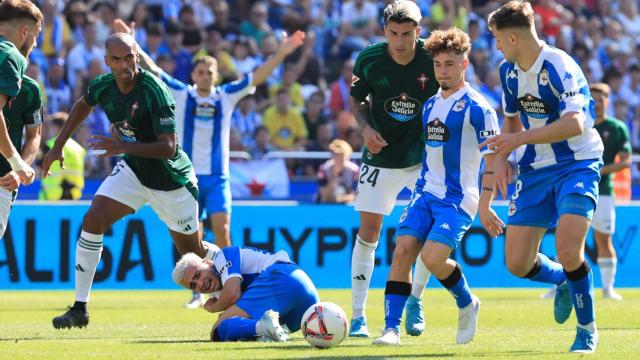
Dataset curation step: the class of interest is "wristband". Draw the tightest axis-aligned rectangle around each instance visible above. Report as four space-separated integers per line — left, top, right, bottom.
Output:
7 153 29 172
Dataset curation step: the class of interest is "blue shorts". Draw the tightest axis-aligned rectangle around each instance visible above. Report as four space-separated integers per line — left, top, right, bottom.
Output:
396 191 473 249
508 159 601 228
235 263 319 333
197 175 231 220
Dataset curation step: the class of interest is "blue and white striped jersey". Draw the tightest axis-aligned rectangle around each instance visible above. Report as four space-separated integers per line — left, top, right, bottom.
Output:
499 43 603 172
211 246 292 291
160 72 255 176
417 83 500 217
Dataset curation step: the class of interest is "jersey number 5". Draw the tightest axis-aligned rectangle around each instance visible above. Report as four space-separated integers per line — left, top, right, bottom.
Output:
359 165 379 187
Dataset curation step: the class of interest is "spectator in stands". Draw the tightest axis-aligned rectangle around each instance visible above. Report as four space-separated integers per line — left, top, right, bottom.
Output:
533 0 574 38
232 95 262 146
303 91 329 142
211 0 240 39
268 64 305 109
286 30 325 91
65 1 89 44
41 0 73 58
615 0 640 37
231 36 260 75
240 2 272 46
179 5 203 54
92 2 117 45
143 23 167 61
344 126 364 153
246 125 275 160
229 128 247 152
66 20 103 89
262 89 308 150
165 20 193 83
429 0 469 30
317 139 359 204
303 121 334 176
128 2 149 49
195 26 239 84
331 0 380 58
39 113 85 200
329 59 354 119
45 58 72 114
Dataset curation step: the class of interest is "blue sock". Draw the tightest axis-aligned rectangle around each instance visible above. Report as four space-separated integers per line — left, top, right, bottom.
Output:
384 281 411 331
565 262 595 325
438 263 472 308
214 317 259 341
525 253 566 285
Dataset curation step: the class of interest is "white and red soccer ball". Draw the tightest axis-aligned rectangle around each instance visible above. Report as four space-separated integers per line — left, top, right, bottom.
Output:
300 302 348 348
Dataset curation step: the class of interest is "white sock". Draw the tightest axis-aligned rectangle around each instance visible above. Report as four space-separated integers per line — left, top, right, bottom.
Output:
578 321 597 333
351 235 377 319
411 256 431 299
75 231 103 303
255 321 265 336
597 257 616 291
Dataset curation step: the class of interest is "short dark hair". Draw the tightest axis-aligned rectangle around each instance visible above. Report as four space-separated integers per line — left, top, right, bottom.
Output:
487 1 534 30
0 0 43 25
383 0 421 26
424 27 471 57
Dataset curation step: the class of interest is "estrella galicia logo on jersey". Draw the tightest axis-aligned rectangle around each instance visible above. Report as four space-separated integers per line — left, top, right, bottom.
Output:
517 94 551 119
539 69 549 86
114 121 138 143
425 118 450 147
384 93 421 122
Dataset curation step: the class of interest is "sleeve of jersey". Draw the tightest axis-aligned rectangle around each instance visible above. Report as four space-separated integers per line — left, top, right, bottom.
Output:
219 247 243 285
83 75 109 107
470 104 500 156
0 55 24 98
23 82 44 127
549 59 589 117
498 62 519 117
222 73 256 106
150 82 178 135
349 53 372 101
160 71 187 91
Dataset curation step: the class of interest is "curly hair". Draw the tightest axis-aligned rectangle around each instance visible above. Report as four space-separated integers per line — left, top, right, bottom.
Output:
424 27 471 57
488 0 534 30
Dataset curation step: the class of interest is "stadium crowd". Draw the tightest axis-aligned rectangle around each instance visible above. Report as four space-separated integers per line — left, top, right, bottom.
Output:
26 0 640 185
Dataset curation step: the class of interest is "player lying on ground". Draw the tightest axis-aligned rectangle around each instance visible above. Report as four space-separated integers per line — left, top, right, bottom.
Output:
172 246 319 342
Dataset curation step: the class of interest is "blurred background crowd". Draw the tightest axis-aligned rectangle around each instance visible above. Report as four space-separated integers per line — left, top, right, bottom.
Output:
25 0 640 199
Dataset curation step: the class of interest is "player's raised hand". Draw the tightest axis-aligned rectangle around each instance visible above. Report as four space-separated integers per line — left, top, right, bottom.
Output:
277 30 305 56
41 148 64 179
0 171 20 192
112 18 136 37
478 205 505 238
363 123 388 154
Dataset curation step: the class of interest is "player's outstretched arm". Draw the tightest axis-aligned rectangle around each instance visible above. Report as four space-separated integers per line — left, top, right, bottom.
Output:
203 277 241 313
0 94 34 185
478 154 505 238
90 132 177 159
251 30 305 87
42 97 93 177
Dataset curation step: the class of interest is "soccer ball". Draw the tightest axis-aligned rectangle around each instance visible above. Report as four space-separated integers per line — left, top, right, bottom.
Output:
301 302 348 349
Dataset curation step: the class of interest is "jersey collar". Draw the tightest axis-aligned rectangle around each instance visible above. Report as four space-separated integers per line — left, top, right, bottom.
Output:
514 41 547 74
436 82 470 101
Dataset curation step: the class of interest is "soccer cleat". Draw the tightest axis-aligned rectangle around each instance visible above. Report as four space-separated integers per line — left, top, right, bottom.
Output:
404 295 425 336
539 285 557 299
569 326 599 353
372 328 401 345
52 306 89 329
456 295 480 344
603 289 623 300
259 310 288 342
554 282 573 324
185 292 205 309
349 316 370 337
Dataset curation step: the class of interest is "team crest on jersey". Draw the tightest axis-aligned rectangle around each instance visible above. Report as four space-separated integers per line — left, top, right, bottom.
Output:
539 70 549 86
384 93 421 122
517 94 551 119
453 100 467 112
130 101 140 120
508 200 517 216
114 121 138 143
417 73 429 91
195 103 216 119
425 118 450 148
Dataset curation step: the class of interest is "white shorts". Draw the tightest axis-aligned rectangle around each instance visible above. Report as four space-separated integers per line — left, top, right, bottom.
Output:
96 159 199 234
591 195 615 235
354 163 421 216
0 188 14 237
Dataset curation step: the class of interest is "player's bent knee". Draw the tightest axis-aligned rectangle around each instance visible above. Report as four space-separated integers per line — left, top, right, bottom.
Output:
82 209 111 233
506 257 532 278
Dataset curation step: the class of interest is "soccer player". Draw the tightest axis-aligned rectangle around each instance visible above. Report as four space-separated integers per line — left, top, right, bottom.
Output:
172 246 320 342
112 19 305 308
373 27 502 346
348 0 439 337
0 0 43 187
43 33 208 330
485 1 604 353
584 83 630 300
0 75 43 236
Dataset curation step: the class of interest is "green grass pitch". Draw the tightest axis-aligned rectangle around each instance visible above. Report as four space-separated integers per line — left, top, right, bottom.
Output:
1 289 639 359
